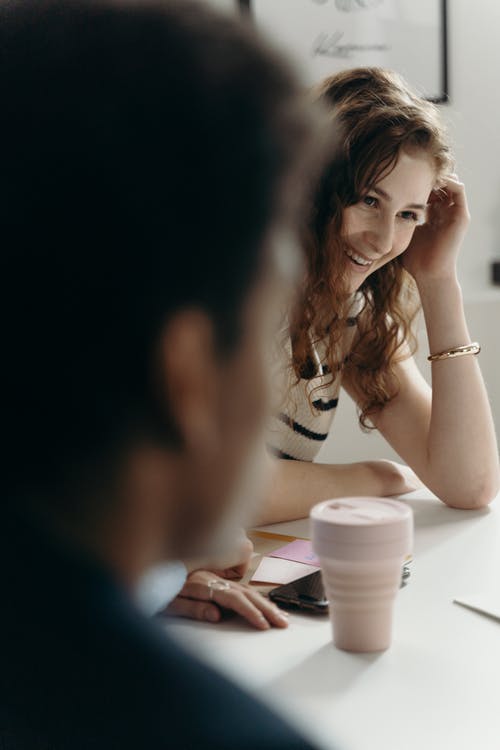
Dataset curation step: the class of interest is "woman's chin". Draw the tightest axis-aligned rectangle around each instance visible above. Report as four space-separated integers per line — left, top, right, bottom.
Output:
348 274 368 293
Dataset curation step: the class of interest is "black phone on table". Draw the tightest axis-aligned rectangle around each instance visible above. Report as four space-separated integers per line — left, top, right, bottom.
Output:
269 565 411 614
269 571 328 614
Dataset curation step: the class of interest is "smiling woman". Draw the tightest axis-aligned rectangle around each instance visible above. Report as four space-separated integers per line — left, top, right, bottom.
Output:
262 67 500 523
342 151 435 283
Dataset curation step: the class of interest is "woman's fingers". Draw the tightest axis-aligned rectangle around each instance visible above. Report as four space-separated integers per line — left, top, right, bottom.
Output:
173 572 289 630
437 174 470 214
214 584 289 630
242 587 290 629
165 595 221 623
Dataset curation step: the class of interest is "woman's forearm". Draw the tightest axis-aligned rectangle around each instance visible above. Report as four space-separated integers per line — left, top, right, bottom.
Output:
259 460 353 525
255 458 418 525
418 276 500 507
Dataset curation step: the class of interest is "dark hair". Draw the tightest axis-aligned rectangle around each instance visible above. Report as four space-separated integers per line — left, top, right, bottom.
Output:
1 0 317 506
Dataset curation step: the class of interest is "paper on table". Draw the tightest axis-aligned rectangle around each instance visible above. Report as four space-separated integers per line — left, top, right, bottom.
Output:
251 556 317 584
269 539 320 567
453 591 500 622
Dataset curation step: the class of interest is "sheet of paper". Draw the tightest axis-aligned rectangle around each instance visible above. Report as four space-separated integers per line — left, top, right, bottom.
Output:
453 592 500 622
250 556 317 584
269 539 320 567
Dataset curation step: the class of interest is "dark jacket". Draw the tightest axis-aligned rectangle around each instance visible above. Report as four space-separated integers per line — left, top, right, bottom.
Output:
0 508 321 750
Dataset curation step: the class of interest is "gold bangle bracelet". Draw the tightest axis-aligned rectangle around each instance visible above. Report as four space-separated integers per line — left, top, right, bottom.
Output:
427 342 481 362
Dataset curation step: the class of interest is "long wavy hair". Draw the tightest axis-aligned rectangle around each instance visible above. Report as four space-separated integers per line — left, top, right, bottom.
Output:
290 67 453 428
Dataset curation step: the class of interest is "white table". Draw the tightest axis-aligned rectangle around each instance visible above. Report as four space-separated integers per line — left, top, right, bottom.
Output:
166 491 500 750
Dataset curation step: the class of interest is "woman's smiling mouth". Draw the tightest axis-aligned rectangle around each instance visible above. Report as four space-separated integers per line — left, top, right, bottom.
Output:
345 247 375 272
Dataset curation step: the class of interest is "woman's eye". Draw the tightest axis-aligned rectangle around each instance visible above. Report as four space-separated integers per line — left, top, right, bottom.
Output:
362 195 378 207
399 210 420 223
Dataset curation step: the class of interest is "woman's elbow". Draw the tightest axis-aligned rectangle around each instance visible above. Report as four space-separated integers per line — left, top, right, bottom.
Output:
439 471 500 510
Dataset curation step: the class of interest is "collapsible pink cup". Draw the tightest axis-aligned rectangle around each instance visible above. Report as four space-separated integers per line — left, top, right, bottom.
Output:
311 497 413 652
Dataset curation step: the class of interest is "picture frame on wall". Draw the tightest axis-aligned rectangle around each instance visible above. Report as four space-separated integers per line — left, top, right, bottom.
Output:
238 0 448 104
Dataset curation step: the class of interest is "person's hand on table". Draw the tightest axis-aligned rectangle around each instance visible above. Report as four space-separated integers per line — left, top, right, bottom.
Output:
164 570 289 630
163 530 289 630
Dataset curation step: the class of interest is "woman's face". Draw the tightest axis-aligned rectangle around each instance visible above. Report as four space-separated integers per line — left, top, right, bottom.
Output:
342 150 437 291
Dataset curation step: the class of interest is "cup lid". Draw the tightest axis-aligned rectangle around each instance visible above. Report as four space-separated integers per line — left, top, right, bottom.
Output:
311 497 413 546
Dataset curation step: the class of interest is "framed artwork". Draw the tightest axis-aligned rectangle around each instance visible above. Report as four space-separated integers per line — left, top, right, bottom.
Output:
238 0 448 103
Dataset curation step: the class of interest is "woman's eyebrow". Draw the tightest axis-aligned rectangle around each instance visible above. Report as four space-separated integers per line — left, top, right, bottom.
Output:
372 186 426 210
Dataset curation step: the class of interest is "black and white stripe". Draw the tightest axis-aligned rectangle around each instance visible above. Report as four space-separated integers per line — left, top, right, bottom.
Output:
269 299 362 463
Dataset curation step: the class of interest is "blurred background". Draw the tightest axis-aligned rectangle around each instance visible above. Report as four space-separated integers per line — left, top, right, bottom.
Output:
207 0 500 465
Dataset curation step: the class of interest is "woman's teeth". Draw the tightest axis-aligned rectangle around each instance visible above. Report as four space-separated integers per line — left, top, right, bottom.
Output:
346 249 373 267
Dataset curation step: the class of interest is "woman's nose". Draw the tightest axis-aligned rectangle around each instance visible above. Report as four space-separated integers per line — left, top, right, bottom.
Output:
367 219 394 257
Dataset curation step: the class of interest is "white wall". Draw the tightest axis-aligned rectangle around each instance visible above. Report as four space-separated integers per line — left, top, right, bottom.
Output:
443 0 500 296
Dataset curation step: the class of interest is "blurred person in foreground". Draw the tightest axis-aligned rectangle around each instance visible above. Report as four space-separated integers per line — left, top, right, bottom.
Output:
0 1 330 748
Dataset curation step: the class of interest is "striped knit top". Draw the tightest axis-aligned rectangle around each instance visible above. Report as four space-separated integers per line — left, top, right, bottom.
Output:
268 298 362 463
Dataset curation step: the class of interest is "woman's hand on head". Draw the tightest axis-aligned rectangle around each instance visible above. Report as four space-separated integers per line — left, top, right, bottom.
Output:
163 570 289 630
402 174 470 285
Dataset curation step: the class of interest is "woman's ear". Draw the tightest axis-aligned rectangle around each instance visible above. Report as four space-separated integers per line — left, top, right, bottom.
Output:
159 309 220 453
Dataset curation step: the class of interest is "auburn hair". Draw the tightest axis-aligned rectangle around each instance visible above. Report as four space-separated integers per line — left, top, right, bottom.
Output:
290 67 453 428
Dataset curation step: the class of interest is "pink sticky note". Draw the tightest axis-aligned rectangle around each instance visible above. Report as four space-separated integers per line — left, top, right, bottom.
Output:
269 540 320 567
251 556 317 584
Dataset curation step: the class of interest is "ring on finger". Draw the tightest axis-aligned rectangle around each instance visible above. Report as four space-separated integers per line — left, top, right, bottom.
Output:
207 579 231 601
